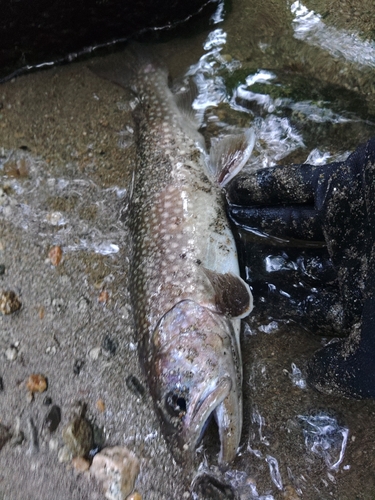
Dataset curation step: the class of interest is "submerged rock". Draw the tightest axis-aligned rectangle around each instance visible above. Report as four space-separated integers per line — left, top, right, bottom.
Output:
91 446 140 500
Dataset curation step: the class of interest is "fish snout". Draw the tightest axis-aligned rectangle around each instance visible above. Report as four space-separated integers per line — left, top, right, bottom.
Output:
182 373 243 465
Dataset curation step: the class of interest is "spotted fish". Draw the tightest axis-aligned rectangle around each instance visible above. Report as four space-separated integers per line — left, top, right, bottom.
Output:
92 48 255 464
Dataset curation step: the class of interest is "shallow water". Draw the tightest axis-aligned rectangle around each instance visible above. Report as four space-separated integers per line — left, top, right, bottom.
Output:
1 0 375 499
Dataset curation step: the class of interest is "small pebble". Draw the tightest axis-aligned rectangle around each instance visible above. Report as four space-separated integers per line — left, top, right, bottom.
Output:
43 396 53 406
283 485 300 500
91 424 105 453
127 493 142 500
26 417 39 454
125 375 145 399
5 346 18 361
72 456 91 473
26 374 48 393
0 290 21 314
49 438 59 452
38 306 45 319
26 391 34 404
45 345 57 355
52 298 65 312
96 399 105 413
73 359 85 375
10 418 24 447
48 245 63 266
46 211 64 226
98 290 109 304
91 446 140 500
102 335 117 356
77 296 90 312
58 445 73 463
43 405 61 433
89 347 101 360
0 423 11 450
62 415 93 458
94 280 104 290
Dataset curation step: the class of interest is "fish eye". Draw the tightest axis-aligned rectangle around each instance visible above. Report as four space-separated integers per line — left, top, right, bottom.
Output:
165 391 187 418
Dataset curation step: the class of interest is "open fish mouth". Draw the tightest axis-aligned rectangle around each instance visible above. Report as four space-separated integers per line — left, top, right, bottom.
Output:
180 375 242 464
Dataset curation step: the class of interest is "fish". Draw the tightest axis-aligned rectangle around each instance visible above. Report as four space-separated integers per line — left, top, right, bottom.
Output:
92 47 255 465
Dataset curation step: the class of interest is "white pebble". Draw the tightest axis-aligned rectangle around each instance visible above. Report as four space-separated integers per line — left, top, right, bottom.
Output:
89 347 101 360
5 346 18 361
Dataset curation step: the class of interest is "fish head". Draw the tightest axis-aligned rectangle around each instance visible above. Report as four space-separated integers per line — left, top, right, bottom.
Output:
149 300 242 465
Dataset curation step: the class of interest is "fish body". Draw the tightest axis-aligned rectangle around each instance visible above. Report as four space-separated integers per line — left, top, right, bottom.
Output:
93 50 254 464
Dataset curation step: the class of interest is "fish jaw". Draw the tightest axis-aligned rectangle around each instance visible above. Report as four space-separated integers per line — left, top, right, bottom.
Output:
149 300 242 465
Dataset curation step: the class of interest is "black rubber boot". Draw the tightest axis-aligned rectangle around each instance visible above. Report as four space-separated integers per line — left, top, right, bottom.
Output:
307 287 375 399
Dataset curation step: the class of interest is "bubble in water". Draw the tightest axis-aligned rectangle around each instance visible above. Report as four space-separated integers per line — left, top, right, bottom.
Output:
266 455 283 491
298 413 349 469
288 363 307 390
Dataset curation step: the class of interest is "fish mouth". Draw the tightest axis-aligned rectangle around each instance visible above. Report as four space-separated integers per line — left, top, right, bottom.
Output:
181 375 242 464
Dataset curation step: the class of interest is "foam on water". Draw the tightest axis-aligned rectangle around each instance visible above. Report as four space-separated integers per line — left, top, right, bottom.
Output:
299 414 349 470
184 24 371 184
0 149 129 256
288 363 307 390
266 455 283 491
291 1 375 68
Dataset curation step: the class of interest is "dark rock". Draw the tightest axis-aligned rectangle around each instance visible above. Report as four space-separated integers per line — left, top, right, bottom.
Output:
0 0 217 81
43 396 52 406
102 335 117 356
125 375 145 399
43 405 61 433
0 377 3 391
0 423 11 450
0 264 5 276
73 359 85 375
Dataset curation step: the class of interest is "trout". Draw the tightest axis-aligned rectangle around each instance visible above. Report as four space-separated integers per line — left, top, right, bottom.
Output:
93 49 255 464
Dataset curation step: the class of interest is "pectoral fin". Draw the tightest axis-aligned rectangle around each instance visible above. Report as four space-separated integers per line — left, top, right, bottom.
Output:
209 128 255 187
203 268 253 318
